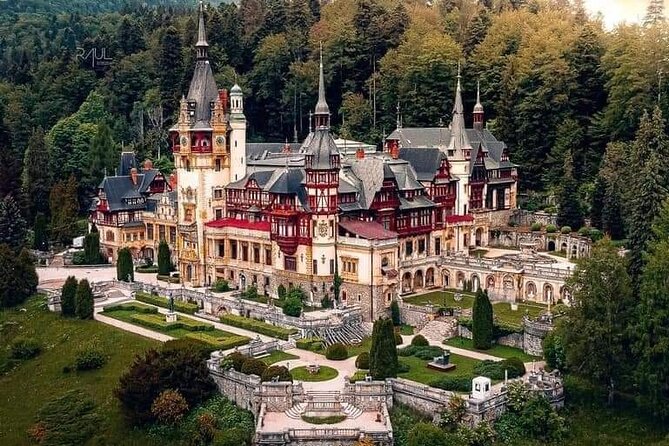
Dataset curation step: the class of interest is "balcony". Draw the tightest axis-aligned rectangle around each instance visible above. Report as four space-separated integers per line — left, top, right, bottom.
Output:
275 235 298 256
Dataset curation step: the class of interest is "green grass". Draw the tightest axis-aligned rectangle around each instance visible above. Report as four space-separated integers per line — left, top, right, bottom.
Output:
219 313 297 340
493 301 546 328
399 325 415 335
291 365 339 382
0 295 161 445
403 290 475 308
301 414 346 424
398 353 481 386
260 350 299 365
346 337 372 358
444 337 540 362
104 306 249 349
349 370 368 382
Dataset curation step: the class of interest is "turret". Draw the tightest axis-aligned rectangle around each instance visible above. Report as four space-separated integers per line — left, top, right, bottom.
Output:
473 80 485 132
229 83 247 181
313 45 330 130
195 2 209 61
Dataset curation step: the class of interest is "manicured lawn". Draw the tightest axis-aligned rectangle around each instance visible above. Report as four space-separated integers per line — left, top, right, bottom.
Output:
403 290 475 309
0 295 161 445
291 365 339 382
103 305 250 348
444 337 541 362
398 353 480 385
346 336 372 358
399 325 414 335
493 301 546 328
260 350 299 365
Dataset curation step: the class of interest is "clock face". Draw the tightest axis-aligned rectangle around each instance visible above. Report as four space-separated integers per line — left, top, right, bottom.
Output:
318 221 329 237
216 135 225 146
180 136 188 146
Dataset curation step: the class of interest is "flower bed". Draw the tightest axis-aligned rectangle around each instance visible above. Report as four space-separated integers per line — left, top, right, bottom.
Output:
219 314 297 340
135 291 199 314
184 332 249 350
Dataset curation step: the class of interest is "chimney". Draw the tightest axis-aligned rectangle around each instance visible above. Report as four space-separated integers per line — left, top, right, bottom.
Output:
356 147 365 159
219 89 228 114
169 172 177 190
130 167 138 186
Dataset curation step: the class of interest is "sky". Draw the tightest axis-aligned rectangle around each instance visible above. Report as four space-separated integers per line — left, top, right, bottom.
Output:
584 0 662 28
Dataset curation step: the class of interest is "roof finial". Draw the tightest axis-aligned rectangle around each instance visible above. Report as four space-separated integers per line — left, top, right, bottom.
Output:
195 1 209 60
314 42 330 128
309 111 313 133
396 102 402 129
476 79 481 105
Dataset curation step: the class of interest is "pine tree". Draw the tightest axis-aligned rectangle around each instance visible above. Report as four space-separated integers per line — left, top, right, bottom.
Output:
472 289 493 350
556 151 584 230
390 300 401 326
565 239 634 405
83 225 101 264
22 128 51 223
0 244 32 308
75 278 94 320
602 183 625 240
544 119 584 188
33 212 49 251
590 176 605 230
50 176 79 246
61 275 78 317
635 200 669 418
87 123 116 192
463 8 491 56
117 248 134 282
369 318 398 380
645 0 665 26
16 248 37 301
0 103 21 200
158 240 171 275
157 26 183 117
0 195 27 251
116 16 145 56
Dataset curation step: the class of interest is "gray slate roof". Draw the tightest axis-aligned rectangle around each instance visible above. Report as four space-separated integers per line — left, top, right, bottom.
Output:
187 60 218 128
301 128 339 170
399 148 448 182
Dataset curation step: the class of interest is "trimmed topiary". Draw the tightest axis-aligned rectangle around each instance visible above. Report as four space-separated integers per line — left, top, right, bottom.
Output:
560 226 572 234
369 318 399 380
226 352 249 372
472 289 493 350
241 358 267 376
355 352 370 369
411 334 429 347
261 365 293 382
325 343 348 360
74 345 107 371
530 222 542 231
390 300 400 326
545 224 557 233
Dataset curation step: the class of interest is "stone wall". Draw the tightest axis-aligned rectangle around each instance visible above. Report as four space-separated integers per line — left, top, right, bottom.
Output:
458 325 524 351
398 301 434 329
208 364 260 413
342 380 393 410
389 378 455 420
511 210 557 227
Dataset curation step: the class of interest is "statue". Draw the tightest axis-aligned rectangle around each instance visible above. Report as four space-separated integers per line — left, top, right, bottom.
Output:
168 293 175 313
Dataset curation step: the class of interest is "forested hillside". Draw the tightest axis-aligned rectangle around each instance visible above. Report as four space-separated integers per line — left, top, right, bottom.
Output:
0 0 668 227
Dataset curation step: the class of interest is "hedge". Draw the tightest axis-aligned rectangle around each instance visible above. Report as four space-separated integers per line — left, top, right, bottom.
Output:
219 314 297 340
135 265 158 273
429 376 472 392
184 332 249 350
325 343 348 360
473 359 525 380
398 345 444 360
129 313 214 332
355 352 370 369
156 274 181 284
296 337 324 352
102 303 158 314
135 291 199 314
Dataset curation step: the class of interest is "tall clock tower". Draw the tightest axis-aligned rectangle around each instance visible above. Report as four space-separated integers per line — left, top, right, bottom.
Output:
169 3 243 285
303 50 340 285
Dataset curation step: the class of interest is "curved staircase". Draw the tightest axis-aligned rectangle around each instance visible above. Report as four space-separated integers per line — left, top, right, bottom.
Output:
284 401 363 420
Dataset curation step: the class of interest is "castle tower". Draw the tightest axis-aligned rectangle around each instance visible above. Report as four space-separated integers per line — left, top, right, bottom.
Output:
303 47 340 280
473 81 485 132
229 84 247 182
169 2 230 286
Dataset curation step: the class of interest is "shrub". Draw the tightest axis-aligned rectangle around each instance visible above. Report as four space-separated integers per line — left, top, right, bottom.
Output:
219 314 297 340
115 346 216 425
411 334 429 347
135 291 199 314
163 338 216 359
474 359 525 380
157 240 172 276
157 274 181 284
395 332 403 345
74 345 107 371
325 343 349 360
430 376 472 392
277 284 287 299
397 362 410 373
117 247 134 282
321 294 332 309
530 222 542 231
75 278 94 320
242 285 259 300
60 276 78 317
30 390 101 445
355 352 370 369
213 279 231 292
398 345 444 360
370 318 399 379
560 226 572 234
135 265 158 273
296 337 323 352
184 332 249 350
502 357 526 378
103 303 158 314
226 352 249 372
213 427 251 446
545 224 557 233
390 300 401 326
130 313 214 332
151 389 189 425
472 289 493 350
241 358 267 376
282 295 302 317
10 337 41 360
589 228 603 242
72 251 86 265
261 365 293 382
577 226 591 237
542 330 566 371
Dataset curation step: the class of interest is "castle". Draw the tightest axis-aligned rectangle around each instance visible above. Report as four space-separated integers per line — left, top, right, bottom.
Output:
92 4 527 321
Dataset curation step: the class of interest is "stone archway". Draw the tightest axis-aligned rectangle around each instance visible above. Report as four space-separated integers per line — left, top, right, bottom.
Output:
240 273 247 290
544 283 554 303
456 271 465 289
571 245 577 258
486 275 495 290
442 269 450 288
471 274 481 292
425 268 435 287
402 272 412 293
186 264 193 281
475 228 484 247
560 242 568 252
548 240 556 252
414 270 424 291
526 282 537 299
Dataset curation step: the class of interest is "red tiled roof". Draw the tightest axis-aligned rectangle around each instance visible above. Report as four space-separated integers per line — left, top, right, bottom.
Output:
445 214 474 224
205 218 271 231
339 220 398 240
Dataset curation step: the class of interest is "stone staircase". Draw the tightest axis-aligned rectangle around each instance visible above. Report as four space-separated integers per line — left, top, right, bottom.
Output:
284 401 363 420
285 403 308 419
319 322 369 347
418 319 459 344
341 403 363 419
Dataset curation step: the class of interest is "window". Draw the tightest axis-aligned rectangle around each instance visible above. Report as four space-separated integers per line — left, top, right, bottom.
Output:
147 224 154 240
215 208 223 219
253 246 260 263
418 238 426 254
242 244 248 262
435 238 441 256
214 189 223 199
265 248 272 266
215 159 221 171
218 242 225 257
405 241 413 257
330 259 335 275
158 225 166 241
285 256 297 271
169 227 176 243
313 259 318 274
231 241 238 259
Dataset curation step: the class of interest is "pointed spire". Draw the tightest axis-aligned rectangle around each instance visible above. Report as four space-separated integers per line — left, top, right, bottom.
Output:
448 61 470 155
195 1 209 60
396 102 402 129
453 61 464 115
473 79 485 131
314 42 330 129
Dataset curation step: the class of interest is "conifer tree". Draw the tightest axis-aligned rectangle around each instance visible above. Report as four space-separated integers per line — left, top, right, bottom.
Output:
556 150 583 230
158 240 171 275
369 318 398 379
83 225 101 264
22 128 51 223
602 183 625 240
590 177 605 230
645 0 665 26
0 195 27 251
87 123 116 191
33 212 49 251
0 245 36 308
0 102 20 200
75 278 94 320
157 26 183 117
61 276 78 317
117 248 134 282
472 289 493 350
50 176 79 246
116 16 145 55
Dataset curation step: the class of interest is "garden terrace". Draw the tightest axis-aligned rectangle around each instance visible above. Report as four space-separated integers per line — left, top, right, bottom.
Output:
219 314 298 340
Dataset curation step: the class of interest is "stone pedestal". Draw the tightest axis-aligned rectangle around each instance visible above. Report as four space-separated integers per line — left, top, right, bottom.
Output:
165 312 177 323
